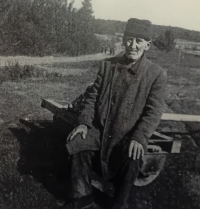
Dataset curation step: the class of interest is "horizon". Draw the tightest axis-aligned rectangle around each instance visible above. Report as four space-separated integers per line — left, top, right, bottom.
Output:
73 0 200 32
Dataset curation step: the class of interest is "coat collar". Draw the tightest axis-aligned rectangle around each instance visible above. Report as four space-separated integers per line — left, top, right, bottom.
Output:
115 53 148 75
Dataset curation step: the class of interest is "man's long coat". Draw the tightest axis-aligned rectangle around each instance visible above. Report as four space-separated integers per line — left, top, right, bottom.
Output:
66 53 167 179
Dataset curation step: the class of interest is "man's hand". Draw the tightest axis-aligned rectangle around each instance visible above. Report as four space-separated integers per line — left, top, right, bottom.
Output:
128 140 144 160
66 124 88 143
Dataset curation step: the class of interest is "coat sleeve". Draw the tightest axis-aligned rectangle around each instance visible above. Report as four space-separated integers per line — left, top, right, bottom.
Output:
77 62 105 127
129 69 167 151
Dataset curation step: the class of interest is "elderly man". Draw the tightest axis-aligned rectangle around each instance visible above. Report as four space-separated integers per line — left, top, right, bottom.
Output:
64 18 167 209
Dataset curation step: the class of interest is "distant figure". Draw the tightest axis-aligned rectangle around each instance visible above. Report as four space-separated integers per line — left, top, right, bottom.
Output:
109 47 115 56
104 45 108 54
101 46 105 53
110 47 113 55
112 47 115 55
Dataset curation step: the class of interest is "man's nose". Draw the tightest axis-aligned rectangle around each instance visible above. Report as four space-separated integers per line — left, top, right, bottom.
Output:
130 39 137 49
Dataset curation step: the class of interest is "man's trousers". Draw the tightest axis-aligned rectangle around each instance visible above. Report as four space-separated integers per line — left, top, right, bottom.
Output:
68 150 142 209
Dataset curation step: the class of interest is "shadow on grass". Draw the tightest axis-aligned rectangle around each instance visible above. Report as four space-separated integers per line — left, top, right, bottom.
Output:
9 119 73 201
9 119 113 208
9 118 200 209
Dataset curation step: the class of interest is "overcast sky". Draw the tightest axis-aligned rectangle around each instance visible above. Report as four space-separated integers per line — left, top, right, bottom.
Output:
73 0 200 32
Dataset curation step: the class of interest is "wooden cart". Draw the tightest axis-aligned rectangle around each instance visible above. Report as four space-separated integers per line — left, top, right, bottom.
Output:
41 94 183 191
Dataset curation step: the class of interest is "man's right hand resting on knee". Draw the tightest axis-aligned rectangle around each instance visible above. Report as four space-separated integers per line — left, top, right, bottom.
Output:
66 125 88 143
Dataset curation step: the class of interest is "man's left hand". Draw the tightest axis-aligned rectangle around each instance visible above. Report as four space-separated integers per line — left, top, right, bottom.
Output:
128 140 144 160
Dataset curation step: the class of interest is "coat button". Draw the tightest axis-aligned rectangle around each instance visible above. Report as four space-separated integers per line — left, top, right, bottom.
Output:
111 100 115 105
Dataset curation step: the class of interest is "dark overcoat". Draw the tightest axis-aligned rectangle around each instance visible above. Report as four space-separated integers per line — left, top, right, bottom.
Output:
66 53 167 179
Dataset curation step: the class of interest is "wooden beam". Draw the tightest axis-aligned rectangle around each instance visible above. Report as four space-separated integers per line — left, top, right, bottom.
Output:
41 99 63 114
153 131 173 140
171 140 182 153
41 99 200 123
162 113 200 122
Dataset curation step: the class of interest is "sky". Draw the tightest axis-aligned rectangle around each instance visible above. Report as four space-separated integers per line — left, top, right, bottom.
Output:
73 0 200 32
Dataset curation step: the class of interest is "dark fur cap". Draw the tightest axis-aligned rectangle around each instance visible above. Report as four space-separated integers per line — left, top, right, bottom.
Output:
124 18 152 41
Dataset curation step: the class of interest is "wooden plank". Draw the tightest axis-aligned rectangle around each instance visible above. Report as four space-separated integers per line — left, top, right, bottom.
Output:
162 113 200 122
41 99 63 114
171 140 182 153
145 151 168 155
42 99 200 123
149 139 173 143
153 131 173 140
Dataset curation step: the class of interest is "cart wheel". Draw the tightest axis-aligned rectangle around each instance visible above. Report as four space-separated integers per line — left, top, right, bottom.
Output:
134 149 167 186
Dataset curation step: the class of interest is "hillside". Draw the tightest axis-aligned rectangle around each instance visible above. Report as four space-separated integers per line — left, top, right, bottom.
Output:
94 19 200 42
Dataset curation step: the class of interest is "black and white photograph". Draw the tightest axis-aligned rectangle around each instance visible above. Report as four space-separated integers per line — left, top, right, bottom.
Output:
0 0 200 208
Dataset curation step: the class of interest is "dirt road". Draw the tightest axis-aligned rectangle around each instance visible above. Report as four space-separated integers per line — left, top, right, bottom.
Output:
0 44 124 67
0 53 108 67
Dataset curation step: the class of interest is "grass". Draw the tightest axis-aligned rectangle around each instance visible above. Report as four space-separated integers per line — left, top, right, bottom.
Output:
0 62 64 83
0 49 200 209
0 171 57 209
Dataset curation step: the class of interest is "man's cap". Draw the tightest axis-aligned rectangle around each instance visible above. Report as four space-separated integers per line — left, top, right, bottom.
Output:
124 18 152 41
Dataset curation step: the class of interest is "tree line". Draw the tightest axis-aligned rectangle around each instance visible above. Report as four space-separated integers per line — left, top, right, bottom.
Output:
1 0 199 56
0 0 100 56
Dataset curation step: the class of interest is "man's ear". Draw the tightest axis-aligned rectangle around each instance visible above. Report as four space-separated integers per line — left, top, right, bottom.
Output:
144 41 151 51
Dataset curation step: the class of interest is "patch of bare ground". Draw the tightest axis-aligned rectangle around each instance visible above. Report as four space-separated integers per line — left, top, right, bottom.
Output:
0 50 200 209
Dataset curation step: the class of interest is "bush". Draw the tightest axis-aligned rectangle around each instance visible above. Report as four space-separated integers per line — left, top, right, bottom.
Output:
153 30 175 52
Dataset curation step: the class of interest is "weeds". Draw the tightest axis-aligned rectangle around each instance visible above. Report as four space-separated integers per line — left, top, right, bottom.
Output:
0 62 62 83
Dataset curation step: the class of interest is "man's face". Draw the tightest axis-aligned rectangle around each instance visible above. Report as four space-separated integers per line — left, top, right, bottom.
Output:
123 36 151 61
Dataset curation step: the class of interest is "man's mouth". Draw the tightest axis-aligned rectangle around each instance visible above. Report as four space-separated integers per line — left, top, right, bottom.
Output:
129 51 137 54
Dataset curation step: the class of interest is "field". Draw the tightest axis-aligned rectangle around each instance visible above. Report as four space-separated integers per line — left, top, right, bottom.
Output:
0 48 200 209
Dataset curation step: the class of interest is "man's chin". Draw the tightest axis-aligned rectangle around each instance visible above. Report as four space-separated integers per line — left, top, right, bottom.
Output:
127 54 138 61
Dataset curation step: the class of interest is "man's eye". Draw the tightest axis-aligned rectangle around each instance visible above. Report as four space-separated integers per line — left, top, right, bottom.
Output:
136 39 142 43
